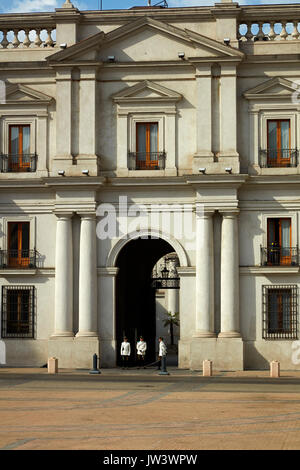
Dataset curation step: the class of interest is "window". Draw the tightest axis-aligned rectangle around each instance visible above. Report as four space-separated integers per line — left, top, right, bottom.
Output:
8 222 30 268
9 125 30 171
267 119 292 167
136 122 159 169
266 218 294 265
262 285 297 340
1 286 35 338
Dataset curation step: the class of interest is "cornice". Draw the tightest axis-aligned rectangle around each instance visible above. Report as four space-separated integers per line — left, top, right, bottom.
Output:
185 174 248 188
105 176 187 188
240 266 300 275
43 176 106 189
0 3 300 28
241 54 300 66
238 4 300 21
246 175 300 186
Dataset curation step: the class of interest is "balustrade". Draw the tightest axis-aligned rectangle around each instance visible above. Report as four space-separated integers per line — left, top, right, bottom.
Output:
238 21 300 42
0 27 56 48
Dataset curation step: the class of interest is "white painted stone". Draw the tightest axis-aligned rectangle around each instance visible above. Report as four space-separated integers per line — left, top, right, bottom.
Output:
270 361 280 378
203 359 212 377
0 1 300 372
48 357 58 374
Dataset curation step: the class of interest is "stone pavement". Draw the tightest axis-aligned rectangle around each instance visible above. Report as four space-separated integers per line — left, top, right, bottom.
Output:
1 366 300 450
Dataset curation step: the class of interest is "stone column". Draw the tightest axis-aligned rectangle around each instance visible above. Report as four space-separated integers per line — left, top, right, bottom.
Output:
194 64 213 160
36 113 48 176
78 67 99 171
167 289 179 315
116 112 128 176
55 68 72 159
249 108 259 172
177 266 196 369
219 211 241 337
165 110 177 175
76 214 98 337
219 64 239 159
53 213 74 336
98 267 119 367
194 209 215 337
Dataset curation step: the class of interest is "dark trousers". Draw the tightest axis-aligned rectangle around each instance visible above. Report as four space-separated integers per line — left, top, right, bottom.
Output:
121 356 129 367
137 355 145 367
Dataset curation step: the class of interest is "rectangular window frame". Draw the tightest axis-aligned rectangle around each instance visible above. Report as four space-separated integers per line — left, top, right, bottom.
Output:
260 112 296 152
136 122 159 169
1 285 35 339
262 213 297 250
267 217 292 265
1 216 36 254
0 117 36 156
9 124 31 171
7 221 30 268
267 119 291 166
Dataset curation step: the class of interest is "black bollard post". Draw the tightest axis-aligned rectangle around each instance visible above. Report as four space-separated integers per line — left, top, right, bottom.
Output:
89 353 101 374
159 355 169 375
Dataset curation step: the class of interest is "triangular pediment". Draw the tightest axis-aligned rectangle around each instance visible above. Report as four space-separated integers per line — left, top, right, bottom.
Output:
48 16 244 64
4 83 53 104
244 77 297 100
112 80 182 103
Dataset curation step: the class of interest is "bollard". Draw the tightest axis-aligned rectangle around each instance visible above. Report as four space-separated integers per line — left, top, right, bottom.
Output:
270 360 280 378
89 353 101 374
203 359 212 377
159 355 169 376
48 357 58 374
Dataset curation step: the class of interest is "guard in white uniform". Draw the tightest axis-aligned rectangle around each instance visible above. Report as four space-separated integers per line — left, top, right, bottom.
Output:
120 337 131 369
157 337 167 370
136 336 147 369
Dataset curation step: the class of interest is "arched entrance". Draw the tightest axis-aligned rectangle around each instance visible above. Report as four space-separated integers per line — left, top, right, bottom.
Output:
115 236 179 366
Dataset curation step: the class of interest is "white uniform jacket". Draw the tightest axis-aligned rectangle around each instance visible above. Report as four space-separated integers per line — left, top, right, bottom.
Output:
120 342 131 356
136 340 147 356
159 341 167 357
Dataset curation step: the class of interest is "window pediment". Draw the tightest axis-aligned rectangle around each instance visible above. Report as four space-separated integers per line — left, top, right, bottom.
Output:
112 80 182 104
3 83 53 106
244 77 297 101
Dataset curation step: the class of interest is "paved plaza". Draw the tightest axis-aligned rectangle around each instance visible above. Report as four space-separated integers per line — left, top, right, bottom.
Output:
1 367 300 450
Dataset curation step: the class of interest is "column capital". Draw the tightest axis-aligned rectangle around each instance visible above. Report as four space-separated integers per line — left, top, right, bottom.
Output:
194 63 212 77
196 208 215 218
219 209 239 218
53 211 74 220
77 212 96 220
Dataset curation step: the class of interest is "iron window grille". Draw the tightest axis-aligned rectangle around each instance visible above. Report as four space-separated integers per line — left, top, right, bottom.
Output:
0 249 37 269
0 154 37 173
261 245 299 266
262 285 298 340
259 149 298 168
1 286 35 339
128 151 166 170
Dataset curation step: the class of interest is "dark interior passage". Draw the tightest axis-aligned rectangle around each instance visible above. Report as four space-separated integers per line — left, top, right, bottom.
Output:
116 237 174 366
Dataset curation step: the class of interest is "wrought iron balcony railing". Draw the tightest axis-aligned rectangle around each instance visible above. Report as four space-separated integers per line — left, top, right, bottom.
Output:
0 154 37 173
259 149 298 168
0 250 37 269
261 245 299 266
128 152 166 170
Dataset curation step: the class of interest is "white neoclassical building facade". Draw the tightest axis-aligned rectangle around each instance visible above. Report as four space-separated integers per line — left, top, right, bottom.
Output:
1 0 300 370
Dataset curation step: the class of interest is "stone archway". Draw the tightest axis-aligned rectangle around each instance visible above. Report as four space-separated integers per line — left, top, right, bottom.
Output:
113 234 186 367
